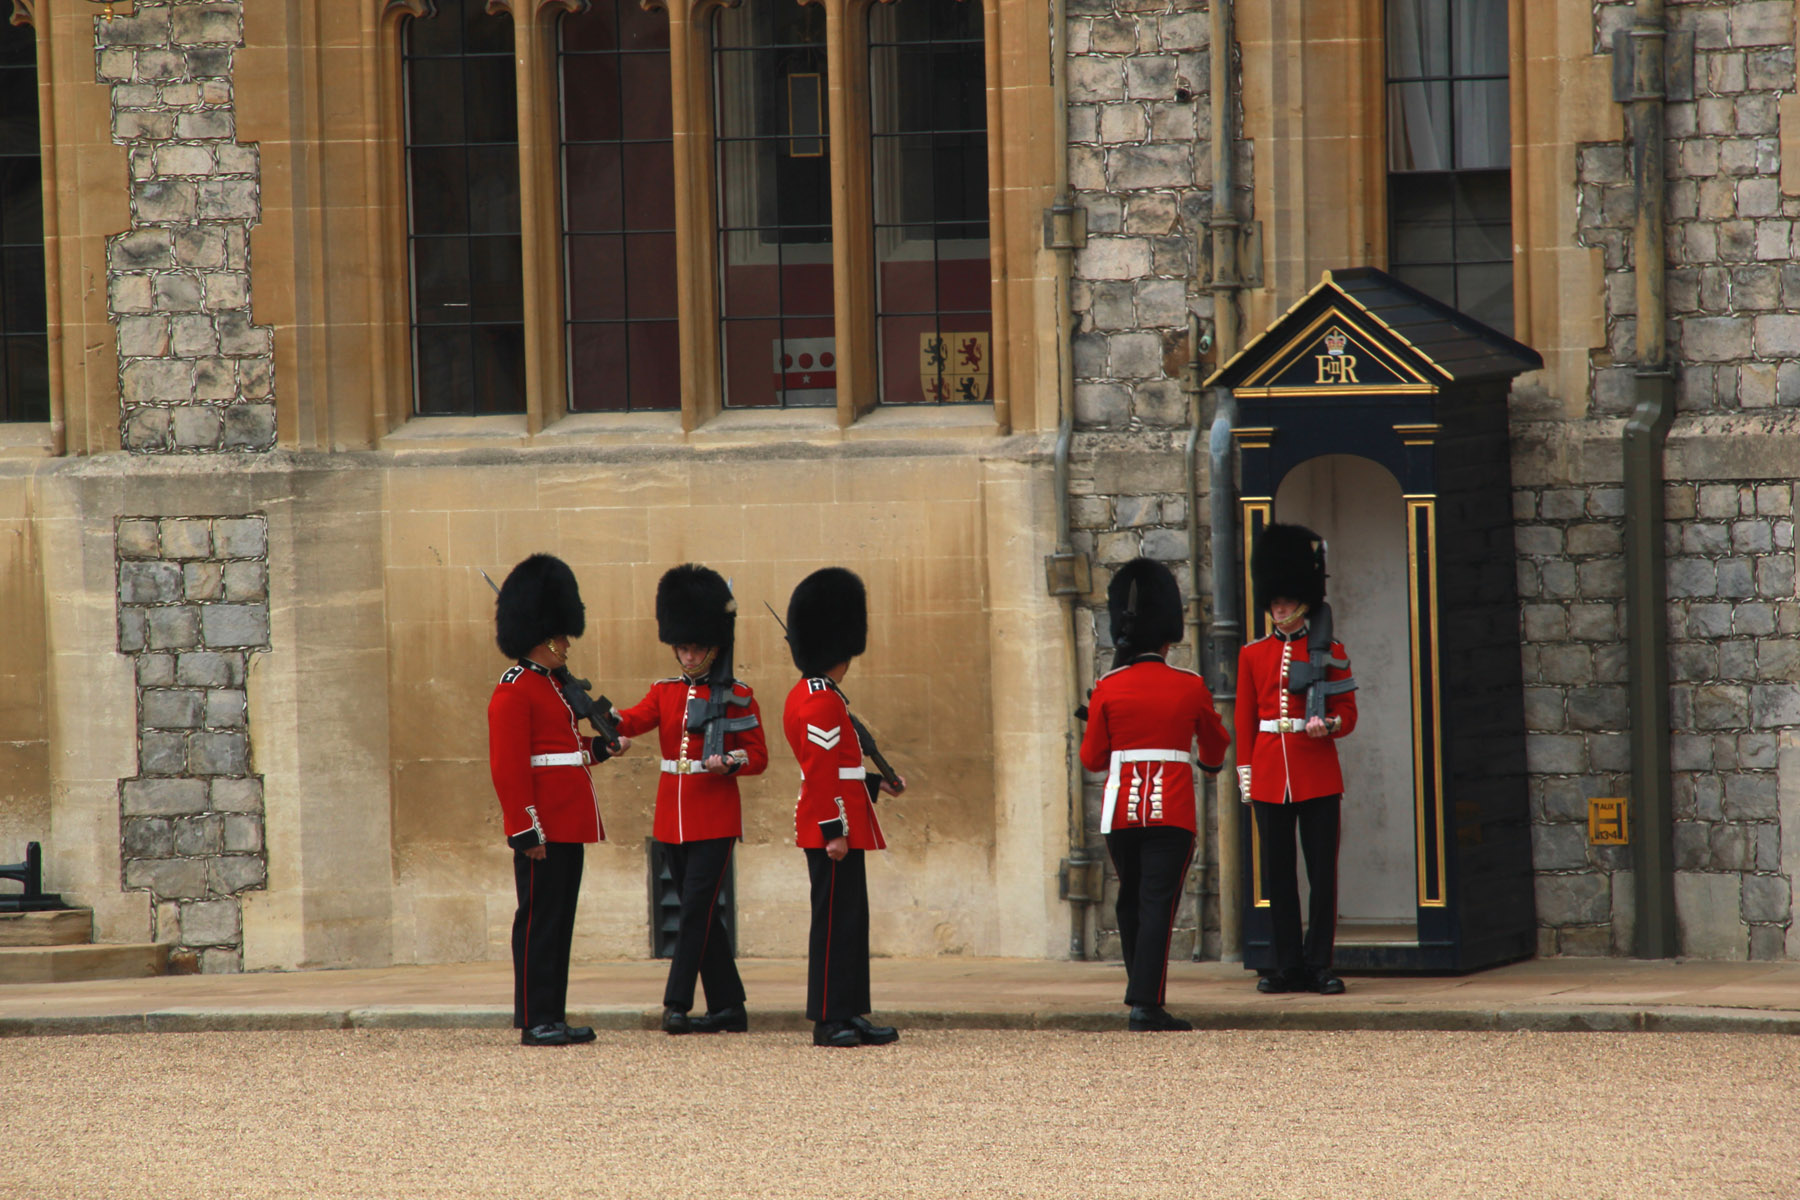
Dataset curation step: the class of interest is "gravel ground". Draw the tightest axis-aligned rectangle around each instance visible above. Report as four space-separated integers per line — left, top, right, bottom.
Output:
5 1028 1796 1199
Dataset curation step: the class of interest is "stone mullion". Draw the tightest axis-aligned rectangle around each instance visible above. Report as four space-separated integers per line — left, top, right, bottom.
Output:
672 0 724 429
512 1 580 433
823 0 875 425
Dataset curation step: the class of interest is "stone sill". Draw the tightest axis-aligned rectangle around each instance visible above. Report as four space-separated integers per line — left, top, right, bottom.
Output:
0 423 56 458
376 403 1003 454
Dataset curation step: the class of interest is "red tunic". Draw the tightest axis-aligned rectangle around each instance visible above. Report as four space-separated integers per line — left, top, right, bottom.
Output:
783 677 886 851
1234 627 1358 804
1079 657 1231 834
616 676 768 844
487 660 604 846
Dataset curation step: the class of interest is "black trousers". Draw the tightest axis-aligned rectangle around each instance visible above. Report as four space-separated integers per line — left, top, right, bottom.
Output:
804 848 871 1022
1104 826 1195 1008
1253 794 1342 974
512 842 584 1029
659 836 745 1014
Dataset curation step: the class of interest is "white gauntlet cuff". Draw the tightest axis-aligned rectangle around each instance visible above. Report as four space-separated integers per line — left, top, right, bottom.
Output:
1236 765 1253 804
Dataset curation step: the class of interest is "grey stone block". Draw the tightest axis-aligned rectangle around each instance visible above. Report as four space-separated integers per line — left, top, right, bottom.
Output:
1069 58 1125 103
188 731 249 775
119 560 182 605
1749 683 1800 727
223 814 263 854
1708 823 1752 872
1587 732 1630 773
1530 823 1589 872
177 110 236 142
122 817 174 859
1526 734 1585 774
193 357 236 401
1757 640 1800 680
1693 684 1750 729
205 689 247 728
139 731 189 777
1535 873 1610 925
172 5 243 44
183 561 224 602
174 814 224 857
114 110 176 141
1074 383 1130 427
1741 872 1792 923
1567 687 1627 731
137 654 176 688
1140 528 1187 562
1719 639 1757 679
125 858 208 900
1681 316 1752 361
180 899 241 945
153 273 204 313
200 604 269 649
1724 772 1780 820
172 404 224 450
146 606 202 651
222 403 277 450
122 359 194 406
211 776 264 813
159 518 212 559
142 689 205 730
208 856 267 896
1674 821 1710 870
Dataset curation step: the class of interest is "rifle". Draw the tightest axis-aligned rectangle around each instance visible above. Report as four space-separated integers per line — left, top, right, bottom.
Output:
683 643 760 766
763 601 905 800
482 569 625 758
1281 600 1356 723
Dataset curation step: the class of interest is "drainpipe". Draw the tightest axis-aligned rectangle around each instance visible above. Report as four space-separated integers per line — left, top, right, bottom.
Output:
1047 0 1098 959
1203 0 1245 960
1182 312 1212 956
1618 1 1678 957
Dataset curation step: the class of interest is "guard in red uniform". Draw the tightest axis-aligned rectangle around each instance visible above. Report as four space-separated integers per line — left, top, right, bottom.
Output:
782 567 904 1049
1079 557 1230 1031
488 554 628 1046
616 564 768 1035
1235 523 1357 995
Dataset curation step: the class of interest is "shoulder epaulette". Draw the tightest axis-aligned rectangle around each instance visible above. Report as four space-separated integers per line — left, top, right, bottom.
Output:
806 677 831 694
499 665 524 685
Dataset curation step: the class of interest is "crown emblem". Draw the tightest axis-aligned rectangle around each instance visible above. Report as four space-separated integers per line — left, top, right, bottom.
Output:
1323 328 1348 357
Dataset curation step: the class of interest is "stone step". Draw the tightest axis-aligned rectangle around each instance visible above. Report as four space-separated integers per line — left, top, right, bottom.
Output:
0 941 170 985
0 908 94 948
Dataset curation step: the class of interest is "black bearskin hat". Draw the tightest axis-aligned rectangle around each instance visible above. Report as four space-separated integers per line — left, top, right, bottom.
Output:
495 554 586 659
785 567 867 677
1108 557 1185 657
656 563 736 649
1251 523 1327 613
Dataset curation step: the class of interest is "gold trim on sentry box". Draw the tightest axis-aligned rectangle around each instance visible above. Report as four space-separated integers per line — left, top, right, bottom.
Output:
1405 497 1448 908
1236 309 1436 391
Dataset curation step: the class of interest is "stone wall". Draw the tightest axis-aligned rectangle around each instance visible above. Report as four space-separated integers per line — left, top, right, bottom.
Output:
1528 0 1800 958
1065 0 1226 957
95 0 274 453
115 514 270 972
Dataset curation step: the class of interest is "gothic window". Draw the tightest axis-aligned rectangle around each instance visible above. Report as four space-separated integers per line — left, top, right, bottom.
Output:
1385 0 1512 334
870 0 989 405
403 0 526 415
560 0 679 412
712 0 836 409
0 14 46 423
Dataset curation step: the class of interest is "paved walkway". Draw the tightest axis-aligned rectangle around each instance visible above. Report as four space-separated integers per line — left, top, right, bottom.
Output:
2 955 1797 1036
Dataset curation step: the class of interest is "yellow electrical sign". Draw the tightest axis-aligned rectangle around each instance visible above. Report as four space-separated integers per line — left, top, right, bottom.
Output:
1589 798 1629 845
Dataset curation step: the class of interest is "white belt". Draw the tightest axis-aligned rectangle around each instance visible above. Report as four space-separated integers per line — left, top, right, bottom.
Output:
839 767 867 781
1260 718 1305 733
1101 749 1193 834
530 752 587 768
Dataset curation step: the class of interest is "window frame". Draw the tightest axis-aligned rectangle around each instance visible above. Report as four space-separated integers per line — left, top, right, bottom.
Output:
377 0 1017 441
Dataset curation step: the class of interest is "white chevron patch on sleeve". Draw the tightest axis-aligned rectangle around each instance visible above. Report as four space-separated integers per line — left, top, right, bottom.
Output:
806 724 842 750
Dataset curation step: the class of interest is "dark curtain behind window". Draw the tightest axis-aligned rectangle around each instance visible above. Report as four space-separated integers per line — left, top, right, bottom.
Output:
405 0 525 415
